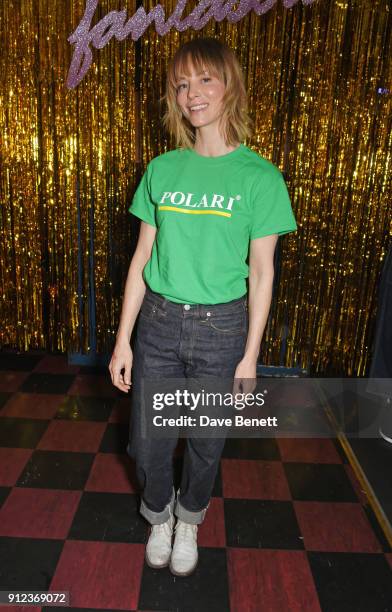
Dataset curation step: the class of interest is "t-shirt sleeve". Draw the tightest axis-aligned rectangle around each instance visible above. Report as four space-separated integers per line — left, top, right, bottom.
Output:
128 162 157 227
250 169 297 239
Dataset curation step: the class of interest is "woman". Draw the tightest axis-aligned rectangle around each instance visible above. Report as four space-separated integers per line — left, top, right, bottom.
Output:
109 37 297 576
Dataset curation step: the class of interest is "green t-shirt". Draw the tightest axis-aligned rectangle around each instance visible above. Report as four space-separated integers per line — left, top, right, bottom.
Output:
129 143 297 304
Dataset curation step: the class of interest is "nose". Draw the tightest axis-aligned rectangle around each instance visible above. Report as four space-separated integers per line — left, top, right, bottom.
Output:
187 82 200 100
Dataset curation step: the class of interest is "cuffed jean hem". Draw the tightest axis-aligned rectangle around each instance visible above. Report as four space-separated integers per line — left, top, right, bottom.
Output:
174 489 210 525
140 486 175 525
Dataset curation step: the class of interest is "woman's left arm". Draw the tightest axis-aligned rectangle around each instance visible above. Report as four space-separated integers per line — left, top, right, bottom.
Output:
233 233 278 393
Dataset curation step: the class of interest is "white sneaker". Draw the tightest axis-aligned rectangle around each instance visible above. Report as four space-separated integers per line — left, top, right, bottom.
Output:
169 520 198 576
145 513 175 569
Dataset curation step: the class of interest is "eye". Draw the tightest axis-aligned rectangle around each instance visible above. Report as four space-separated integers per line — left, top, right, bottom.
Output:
201 77 211 83
176 83 187 92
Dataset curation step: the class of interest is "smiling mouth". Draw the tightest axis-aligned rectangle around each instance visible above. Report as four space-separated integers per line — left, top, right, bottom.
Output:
188 103 208 112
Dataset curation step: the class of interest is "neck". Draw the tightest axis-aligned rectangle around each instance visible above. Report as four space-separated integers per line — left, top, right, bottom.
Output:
192 127 240 158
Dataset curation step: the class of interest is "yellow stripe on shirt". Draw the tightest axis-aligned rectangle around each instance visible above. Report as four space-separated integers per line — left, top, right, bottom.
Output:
158 206 232 218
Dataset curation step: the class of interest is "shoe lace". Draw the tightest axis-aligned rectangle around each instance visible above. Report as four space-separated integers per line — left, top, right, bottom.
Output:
151 516 173 537
177 521 197 541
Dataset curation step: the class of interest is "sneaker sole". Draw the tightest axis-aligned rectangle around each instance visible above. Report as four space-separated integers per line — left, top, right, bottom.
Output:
169 557 198 576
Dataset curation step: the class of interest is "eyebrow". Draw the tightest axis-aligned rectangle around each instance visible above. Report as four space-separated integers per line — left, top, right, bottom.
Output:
176 70 210 81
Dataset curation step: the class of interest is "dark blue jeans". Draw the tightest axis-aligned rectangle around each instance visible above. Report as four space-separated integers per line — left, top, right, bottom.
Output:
126 287 248 524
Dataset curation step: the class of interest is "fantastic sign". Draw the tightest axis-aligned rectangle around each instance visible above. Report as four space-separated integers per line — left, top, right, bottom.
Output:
67 0 317 88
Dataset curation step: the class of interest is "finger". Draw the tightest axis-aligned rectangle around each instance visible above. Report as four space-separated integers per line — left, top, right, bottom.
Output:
114 367 126 389
241 377 255 395
251 377 257 394
232 377 241 397
123 366 132 386
116 375 131 393
109 359 127 392
244 378 254 395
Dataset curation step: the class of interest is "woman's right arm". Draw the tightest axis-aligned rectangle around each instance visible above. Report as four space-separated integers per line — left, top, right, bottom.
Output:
108 221 157 392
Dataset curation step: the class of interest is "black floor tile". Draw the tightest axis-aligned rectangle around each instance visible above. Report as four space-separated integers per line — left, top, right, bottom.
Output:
20 373 75 394
333 438 350 464
68 492 148 543
222 437 281 460
211 463 222 497
211 465 223 497
0 391 12 409
138 547 230 612
0 417 49 448
99 423 130 453
0 487 11 508
16 450 95 489
308 551 392 612
284 463 358 501
0 536 64 590
349 438 392 526
224 499 304 550
362 504 392 553
55 395 115 421
0 353 43 371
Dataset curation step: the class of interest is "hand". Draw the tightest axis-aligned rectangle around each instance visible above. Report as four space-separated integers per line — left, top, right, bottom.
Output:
232 357 257 397
108 339 133 393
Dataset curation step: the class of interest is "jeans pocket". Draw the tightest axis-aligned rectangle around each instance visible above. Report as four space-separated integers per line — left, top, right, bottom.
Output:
139 300 167 321
208 310 247 335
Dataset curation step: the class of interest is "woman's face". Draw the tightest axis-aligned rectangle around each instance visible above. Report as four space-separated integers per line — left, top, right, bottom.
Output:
175 62 226 131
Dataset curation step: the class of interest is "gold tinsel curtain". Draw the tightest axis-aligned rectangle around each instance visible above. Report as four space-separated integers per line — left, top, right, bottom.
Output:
0 0 391 374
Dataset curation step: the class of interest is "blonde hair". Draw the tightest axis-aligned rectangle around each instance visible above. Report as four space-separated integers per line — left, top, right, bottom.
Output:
161 37 253 150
